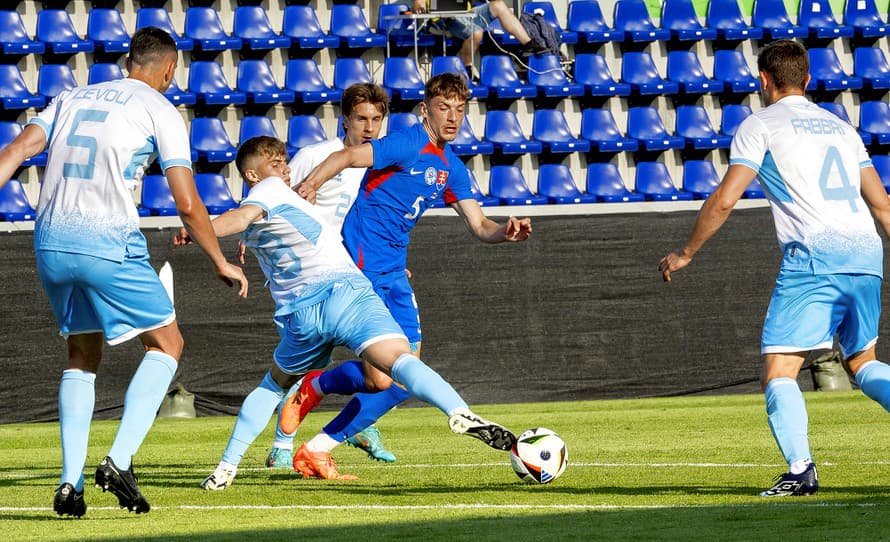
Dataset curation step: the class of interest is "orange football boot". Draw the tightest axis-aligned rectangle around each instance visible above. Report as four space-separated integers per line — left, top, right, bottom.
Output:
278 370 324 435
292 443 359 480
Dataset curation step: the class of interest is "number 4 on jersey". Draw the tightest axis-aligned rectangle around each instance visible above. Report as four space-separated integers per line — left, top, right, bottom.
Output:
818 146 858 213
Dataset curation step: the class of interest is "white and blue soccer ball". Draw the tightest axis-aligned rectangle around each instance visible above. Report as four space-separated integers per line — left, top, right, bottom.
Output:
510 427 568 484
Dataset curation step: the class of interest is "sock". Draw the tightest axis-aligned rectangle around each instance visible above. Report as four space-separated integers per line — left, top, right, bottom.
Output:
108 351 177 470
217 460 238 476
765 377 812 469
317 360 366 395
390 353 467 415
324 385 411 441
305 432 340 453
221 371 286 466
59 369 96 492
272 383 299 448
855 360 890 411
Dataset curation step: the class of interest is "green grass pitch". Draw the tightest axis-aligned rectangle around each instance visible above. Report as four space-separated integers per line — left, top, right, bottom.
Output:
1 392 888 540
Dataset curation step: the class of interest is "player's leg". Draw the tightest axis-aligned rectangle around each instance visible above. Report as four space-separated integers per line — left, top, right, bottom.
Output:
839 274 890 411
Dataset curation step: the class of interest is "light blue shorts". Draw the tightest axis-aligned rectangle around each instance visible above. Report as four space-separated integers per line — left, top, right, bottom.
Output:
36 249 174 346
440 4 494 41
762 271 881 357
364 269 422 343
273 277 407 374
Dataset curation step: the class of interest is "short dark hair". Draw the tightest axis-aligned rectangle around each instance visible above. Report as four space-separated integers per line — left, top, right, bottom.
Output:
341 83 388 118
129 26 177 67
757 40 809 92
236 136 287 179
424 72 470 103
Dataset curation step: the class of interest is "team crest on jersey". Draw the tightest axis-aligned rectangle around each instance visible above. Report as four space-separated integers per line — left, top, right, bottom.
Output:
424 167 436 185
436 170 449 190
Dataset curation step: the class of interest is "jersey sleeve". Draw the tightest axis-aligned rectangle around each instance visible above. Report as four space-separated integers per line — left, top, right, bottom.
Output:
856 134 873 168
153 104 192 172
241 177 288 220
370 129 416 170
729 115 768 173
26 90 69 144
442 158 474 204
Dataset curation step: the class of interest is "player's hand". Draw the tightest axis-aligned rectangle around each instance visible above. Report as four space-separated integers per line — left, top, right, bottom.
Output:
236 240 247 265
658 250 692 283
173 227 192 246
504 216 532 242
216 261 249 298
405 268 413 279
297 181 317 204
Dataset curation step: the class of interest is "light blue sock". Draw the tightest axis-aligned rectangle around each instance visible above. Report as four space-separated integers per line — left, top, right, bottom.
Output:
391 353 467 415
323 385 411 441
855 360 890 411
222 371 285 465
272 383 299 448
108 351 177 470
59 369 96 492
765 377 812 467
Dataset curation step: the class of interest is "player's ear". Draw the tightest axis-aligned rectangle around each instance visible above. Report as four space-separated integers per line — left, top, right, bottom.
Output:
419 100 428 119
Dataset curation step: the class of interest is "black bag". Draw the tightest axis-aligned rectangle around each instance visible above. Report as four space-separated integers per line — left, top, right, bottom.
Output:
519 12 562 58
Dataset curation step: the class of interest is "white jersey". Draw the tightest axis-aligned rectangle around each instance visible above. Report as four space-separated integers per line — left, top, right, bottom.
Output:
288 138 367 232
28 78 191 262
240 176 364 316
730 95 881 276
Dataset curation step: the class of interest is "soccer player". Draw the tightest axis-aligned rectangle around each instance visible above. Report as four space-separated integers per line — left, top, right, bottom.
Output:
287 72 531 479
0 27 248 517
658 40 890 497
194 136 516 489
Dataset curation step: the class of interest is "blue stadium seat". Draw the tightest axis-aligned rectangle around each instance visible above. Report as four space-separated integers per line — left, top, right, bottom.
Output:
387 112 420 135
37 10 94 56
532 109 591 153
635 162 693 201
195 173 237 215
0 179 35 221
333 57 373 92
675 105 732 150
522 1 578 44
431 56 488 99
860 101 890 144
713 49 760 93
753 0 808 39
239 116 279 144
807 48 863 92
538 164 596 204
743 180 765 199
854 47 890 91
330 4 386 48
627 107 685 151
0 65 45 111
282 5 340 50
377 3 435 48
613 0 671 42
287 115 327 156
682 160 721 199
188 61 247 106
451 116 493 156
720 104 753 137
666 51 723 94
489 165 548 205
233 6 291 52
484 110 544 155
87 62 123 85
528 54 584 98
816 101 872 145
573 53 630 96
383 57 425 101
141 174 177 216
586 162 644 202
580 109 638 152
185 7 242 54
0 122 45 166
567 0 624 44
621 52 679 96
661 0 718 41
285 59 342 106
798 0 854 40
873 154 890 192
0 10 45 56
237 59 296 106
480 55 536 99
135 8 193 50
37 63 77 103
485 18 521 46
844 0 890 39
466 170 499 207
164 77 196 107
707 0 764 40
87 9 130 56
190 117 237 163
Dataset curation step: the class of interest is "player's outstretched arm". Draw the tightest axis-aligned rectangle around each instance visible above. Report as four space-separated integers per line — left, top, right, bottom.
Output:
659 164 754 282
298 144 373 203
861 166 890 238
451 198 532 243
0 124 46 192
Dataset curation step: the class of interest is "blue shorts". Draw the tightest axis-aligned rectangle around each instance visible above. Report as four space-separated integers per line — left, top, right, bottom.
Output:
273 277 407 374
762 271 881 357
364 269 422 343
36 249 175 346
439 4 494 41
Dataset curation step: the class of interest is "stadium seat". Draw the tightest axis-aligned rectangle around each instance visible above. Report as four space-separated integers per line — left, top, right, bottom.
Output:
431 56 488 99
135 8 193 50
538 164 596 204
713 49 760 93
743 180 765 199
87 62 123 85
195 173 237 215
807 48 863 92
330 4 386 48
233 6 291 53
185 8 242 54
854 47 890 91
383 57 425 102
798 0 854 40
285 59 342 106
817 101 872 145
621 52 679 96
485 18 521 46
0 179 35 221
682 160 721 199
37 10 94 56
626 107 685 151
573 53 630 97
873 154 890 192
567 0 625 45
0 65 45 112
580 109 638 152
467 170 499 207
859 101 890 144
720 104 753 137
843 0 890 39
480 55 537 100
164 77 196 107
188 61 247 107
282 5 340 50
635 162 693 201
753 0 808 39
190 117 237 163
484 110 544 155
377 3 435 48
87 9 130 56
613 0 671 42
522 1 578 44
585 162 644 202
333 57 373 92
675 105 732 150
0 10 45 56
488 165 548 205
140 174 177 216
237 59 296 107
0 122 45 166
239 116 279 144
532 109 591 153
387 112 420 135
451 116 494 156
37 63 77 103
666 51 723 94
287 115 327 156
661 0 718 41
528 54 584 98
707 0 764 41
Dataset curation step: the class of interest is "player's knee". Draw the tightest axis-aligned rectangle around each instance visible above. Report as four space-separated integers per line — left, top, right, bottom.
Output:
364 372 393 393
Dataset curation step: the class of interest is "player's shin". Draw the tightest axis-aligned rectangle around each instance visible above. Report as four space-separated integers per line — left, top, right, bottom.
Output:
390 353 467 414
59 370 96 491
855 360 890 411
765 378 812 471
222 371 285 467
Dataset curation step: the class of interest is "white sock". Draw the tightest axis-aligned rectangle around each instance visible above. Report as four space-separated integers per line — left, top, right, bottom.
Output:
789 458 812 475
218 461 238 475
305 432 340 453
272 442 293 451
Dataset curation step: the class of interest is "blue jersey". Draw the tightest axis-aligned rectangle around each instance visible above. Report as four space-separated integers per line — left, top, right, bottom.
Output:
341 123 474 273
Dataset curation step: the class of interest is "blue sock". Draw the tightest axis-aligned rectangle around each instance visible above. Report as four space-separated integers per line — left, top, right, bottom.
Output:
317 360 367 395
272 383 299 447
222 371 285 466
765 377 811 466
391 353 467 415
855 360 890 411
324 385 411 441
108 351 177 470
59 370 96 492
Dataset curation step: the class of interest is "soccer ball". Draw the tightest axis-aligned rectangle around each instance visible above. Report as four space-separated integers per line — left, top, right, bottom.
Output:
510 428 568 484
